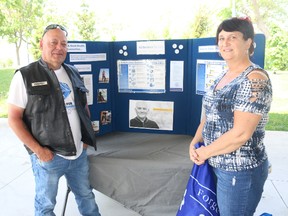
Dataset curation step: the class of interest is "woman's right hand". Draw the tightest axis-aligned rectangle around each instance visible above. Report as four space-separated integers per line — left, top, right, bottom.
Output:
189 143 205 165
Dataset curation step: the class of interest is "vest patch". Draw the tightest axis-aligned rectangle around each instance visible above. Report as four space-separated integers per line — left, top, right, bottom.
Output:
31 81 48 87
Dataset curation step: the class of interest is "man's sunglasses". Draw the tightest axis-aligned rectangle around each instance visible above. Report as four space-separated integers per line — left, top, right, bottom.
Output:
42 24 68 37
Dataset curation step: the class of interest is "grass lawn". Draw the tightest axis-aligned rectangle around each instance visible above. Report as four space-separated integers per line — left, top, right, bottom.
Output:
0 68 287 131
265 71 288 131
0 68 14 117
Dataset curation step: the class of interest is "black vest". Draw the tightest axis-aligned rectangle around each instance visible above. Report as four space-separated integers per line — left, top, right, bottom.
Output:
19 59 96 156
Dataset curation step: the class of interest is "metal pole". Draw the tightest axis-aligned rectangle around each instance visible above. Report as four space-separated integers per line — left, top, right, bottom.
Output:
61 185 71 216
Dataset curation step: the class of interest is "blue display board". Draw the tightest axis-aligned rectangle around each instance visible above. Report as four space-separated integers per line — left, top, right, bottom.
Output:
65 34 265 136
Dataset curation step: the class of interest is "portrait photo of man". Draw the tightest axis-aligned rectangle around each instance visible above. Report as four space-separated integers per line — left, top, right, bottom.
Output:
129 100 159 129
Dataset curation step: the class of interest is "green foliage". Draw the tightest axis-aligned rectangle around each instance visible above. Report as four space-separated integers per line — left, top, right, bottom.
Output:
265 25 288 70
0 59 14 68
29 2 70 61
248 0 288 70
183 5 211 39
1 0 288 70
217 7 232 20
0 0 44 65
142 30 158 40
193 15 210 38
29 27 43 61
217 0 288 70
75 1 99 41
162 26 172 40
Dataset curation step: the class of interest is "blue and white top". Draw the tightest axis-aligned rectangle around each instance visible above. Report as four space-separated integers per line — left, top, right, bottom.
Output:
202 64 273 171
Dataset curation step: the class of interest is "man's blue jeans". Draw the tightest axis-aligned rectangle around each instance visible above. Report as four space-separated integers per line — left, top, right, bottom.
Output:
30 149 101 216
213 159 268 216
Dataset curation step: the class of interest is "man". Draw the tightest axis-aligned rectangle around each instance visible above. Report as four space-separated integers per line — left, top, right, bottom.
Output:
130 100 159 129
7 24 101 216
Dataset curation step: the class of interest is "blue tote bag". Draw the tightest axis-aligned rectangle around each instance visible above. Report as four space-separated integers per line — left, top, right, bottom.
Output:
177 142 220 216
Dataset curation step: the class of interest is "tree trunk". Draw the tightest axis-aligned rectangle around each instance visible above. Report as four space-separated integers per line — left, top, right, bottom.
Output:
15 43 21 67
251 0 270 38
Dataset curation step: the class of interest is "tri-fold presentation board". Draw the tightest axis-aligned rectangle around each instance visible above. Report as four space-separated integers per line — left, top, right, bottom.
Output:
65 34 265 136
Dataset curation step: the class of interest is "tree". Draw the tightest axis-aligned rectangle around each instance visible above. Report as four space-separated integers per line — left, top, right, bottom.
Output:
162 26 172 40
182 5 212 39
29 3 69 60
265 24 288 70
75 1 99 41
141 27 159 40
0 0 43 66
218 0 288 70
29 27 44 61
246 0 288 70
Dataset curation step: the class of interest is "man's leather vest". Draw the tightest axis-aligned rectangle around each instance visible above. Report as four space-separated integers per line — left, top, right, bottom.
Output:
19 59 96 156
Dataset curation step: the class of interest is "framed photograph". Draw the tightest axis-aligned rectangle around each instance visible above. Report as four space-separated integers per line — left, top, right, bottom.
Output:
100 110 111 125
99 68 109 83
97 89 107 103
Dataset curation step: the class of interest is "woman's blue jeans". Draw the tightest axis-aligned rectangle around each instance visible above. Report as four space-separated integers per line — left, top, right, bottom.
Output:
30 149 101 216
213 159 268 216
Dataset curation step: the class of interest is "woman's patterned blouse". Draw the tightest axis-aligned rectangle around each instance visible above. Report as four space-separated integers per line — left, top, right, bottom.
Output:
202 64 273 171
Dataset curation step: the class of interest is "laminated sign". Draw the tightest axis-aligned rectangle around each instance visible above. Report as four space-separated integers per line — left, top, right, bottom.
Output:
177 142 219 216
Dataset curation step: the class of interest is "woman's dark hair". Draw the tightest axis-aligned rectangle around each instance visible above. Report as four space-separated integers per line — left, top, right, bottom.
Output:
216 17 255 55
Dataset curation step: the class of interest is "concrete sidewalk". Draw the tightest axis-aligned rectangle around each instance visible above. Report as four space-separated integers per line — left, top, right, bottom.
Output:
0 118 287 215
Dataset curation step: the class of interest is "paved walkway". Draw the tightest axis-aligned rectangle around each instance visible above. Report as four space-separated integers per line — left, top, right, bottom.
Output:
0 118 287 215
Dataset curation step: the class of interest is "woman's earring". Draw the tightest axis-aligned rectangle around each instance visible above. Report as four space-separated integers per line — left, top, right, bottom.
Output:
250 42 256 56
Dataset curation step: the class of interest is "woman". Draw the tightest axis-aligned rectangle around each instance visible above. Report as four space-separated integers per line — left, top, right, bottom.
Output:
189 17 272 216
